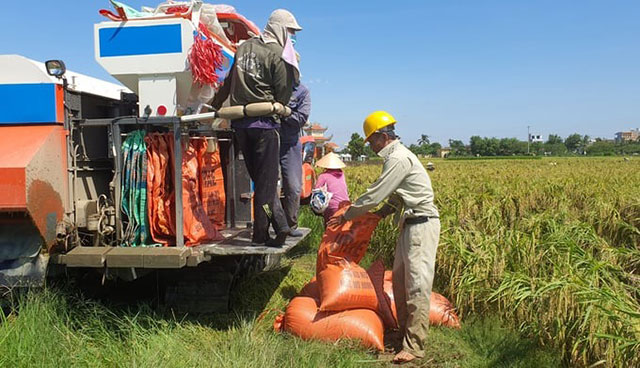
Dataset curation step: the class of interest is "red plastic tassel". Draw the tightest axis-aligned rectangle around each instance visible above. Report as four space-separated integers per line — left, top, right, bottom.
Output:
188 23 224 86
165 5 189 15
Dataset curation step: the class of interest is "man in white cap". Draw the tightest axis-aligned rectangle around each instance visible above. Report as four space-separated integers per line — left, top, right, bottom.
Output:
212 9 302 247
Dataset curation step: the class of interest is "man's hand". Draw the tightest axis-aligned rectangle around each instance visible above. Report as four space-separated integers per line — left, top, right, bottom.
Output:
273 102 292 117
374 204 395 219
327 214 346 227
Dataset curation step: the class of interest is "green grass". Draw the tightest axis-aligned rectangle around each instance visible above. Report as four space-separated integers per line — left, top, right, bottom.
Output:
0 209 561 367
4 157 637 367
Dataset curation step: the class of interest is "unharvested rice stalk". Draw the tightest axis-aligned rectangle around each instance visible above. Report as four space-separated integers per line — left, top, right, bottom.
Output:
344 157 640 367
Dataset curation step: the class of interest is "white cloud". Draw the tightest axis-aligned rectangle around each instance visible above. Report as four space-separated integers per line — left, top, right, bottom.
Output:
303 77 330 85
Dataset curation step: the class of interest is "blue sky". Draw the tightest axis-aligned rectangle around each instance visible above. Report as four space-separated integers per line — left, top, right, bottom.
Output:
2 1 639 147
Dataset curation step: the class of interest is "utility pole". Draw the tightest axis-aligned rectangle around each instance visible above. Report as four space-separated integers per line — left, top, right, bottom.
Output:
527 125 530 154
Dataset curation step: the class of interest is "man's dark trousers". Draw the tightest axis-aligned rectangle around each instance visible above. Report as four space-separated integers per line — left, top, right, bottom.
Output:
235 128 290 244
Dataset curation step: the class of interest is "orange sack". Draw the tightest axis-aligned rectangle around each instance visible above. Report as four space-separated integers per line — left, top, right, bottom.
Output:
383 271 461 329
198 144 226 228
274 280 385 351
316 206 380 274
429 292 462 329
317 260 378 312
145 133 175 244
181 138 222 244
145 133 222 245
366 261 398 330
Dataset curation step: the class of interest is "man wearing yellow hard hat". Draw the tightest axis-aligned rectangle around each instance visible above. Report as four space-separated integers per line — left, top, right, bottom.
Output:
329 111 440 364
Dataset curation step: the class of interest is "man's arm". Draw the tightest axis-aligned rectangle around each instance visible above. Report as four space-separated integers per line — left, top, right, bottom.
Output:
272 55 295 105
343 156 409 220
210 66 233 110
374 194 402 218
285 85 311 128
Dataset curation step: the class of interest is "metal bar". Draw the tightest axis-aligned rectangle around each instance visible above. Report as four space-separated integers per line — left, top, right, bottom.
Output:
224 139 232 227
228 135 236 229
66 167 113 172
78 116 176 127
173 120 185 247
64 90 75 222
180 111 218 123
112 123 123 240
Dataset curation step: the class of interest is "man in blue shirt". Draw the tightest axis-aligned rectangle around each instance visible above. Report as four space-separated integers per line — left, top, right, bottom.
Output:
279 83 311 236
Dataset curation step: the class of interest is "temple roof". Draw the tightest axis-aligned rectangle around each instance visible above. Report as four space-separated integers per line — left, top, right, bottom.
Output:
304 123 328 132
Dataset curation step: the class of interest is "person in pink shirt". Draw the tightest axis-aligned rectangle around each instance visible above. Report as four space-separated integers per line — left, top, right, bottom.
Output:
313 152 350 225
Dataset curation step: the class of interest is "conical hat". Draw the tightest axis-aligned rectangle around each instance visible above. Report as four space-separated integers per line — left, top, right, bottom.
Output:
316 152 346 169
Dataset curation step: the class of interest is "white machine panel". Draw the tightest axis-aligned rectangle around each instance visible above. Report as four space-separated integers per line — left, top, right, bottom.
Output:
94 18 196 116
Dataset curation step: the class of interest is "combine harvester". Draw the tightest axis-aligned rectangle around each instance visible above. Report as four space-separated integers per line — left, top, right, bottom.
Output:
0 1 309 311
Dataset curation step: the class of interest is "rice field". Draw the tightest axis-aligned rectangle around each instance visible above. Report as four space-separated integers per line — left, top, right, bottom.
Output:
0 156 637 367
354 157 640 367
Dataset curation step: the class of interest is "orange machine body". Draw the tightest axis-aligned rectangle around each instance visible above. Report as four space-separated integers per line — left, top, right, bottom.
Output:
0 124 68 249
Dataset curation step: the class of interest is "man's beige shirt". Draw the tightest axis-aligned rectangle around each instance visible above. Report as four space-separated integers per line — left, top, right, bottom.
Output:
344 140 439 221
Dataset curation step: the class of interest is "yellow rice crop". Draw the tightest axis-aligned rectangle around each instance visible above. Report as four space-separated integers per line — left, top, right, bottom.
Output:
344 157 640 367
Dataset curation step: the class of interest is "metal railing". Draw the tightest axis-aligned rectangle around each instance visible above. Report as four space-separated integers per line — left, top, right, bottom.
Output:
78 115 235 248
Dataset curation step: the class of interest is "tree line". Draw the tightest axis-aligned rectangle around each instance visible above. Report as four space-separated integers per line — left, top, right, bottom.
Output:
344 132 640 158
447 134 640 157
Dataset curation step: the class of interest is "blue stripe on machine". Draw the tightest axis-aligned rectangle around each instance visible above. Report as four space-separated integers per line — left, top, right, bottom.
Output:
0 84 57 124
99 24 183 57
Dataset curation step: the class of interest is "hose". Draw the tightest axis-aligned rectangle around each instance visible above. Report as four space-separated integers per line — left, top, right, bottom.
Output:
120 130 157 247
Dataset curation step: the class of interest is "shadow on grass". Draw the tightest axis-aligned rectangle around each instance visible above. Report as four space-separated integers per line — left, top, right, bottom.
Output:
1 208 329 335
287 209 324 259
278 285 299 301
423 316 563 368
23 256 294 333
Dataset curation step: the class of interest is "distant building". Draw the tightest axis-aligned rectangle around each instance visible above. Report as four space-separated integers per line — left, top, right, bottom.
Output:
338 153 352 162
303 123 335 158
615 128 640 143
437 147 451 158
325 142 339 153
528 133 543 143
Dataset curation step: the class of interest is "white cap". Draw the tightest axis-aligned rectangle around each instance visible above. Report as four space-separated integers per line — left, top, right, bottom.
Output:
267 9 302 31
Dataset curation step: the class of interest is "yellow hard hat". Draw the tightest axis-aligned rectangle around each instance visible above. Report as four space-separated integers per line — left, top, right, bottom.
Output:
363 111 396 141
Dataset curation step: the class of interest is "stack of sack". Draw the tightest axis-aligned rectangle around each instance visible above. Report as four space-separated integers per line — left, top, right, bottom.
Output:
274 206 460 350
145 133 224 246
